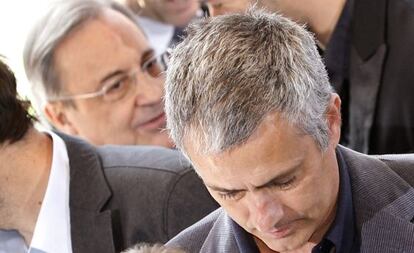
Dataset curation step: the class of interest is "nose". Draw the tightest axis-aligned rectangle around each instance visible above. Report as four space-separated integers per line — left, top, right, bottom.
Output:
134 73 164 106
246 190 284 233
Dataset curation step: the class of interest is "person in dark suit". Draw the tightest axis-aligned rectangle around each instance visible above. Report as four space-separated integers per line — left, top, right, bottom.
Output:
207 0 414 155
0 59 217 252
163 10 414 252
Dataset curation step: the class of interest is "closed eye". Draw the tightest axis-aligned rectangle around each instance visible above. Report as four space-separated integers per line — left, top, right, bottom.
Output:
217 190 243 201
271 176 296 190
104 76 128 94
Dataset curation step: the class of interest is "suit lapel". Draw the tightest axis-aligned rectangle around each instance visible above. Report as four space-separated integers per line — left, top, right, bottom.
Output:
340 147 414 252
59 133 121 253
348 45 386 153
348 0 387 153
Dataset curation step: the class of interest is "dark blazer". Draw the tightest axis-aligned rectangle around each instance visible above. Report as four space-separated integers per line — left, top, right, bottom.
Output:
348 0 414 154
167 146 414 252
59 133 218 253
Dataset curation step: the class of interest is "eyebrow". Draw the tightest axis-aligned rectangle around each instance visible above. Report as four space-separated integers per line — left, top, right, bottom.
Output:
206 161 303 193
98 48 155 85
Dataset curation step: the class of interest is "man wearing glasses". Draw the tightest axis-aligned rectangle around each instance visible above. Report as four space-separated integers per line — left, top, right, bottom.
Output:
0 57 217 252
10 0 219 252
24 0 172 147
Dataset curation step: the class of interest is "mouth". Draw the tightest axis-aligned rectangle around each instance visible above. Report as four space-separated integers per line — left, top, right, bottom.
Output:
264 221 296 239
133 112 166 131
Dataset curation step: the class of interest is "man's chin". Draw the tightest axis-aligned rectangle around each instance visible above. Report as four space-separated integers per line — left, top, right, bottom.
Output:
255 231 309 253
134 132 174 148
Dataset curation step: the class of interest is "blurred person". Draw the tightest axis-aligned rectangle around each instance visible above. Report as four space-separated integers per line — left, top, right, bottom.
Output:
0 58 217 252
24 0 173 147
164 10 414 252
118 0 208 54
122 243 186 253
207 0 414 155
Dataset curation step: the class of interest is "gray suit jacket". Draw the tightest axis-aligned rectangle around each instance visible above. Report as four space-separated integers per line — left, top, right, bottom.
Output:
167 146 414 252
59 133 218 253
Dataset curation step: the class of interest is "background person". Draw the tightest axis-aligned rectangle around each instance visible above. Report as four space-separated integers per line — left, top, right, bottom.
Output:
164 10 414 252
117 0 207 54
207 0 414 154
24 0 172 147
0 57 217 253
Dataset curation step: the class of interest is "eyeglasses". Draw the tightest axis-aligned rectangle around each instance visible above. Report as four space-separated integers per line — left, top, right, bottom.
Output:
47 51 170 103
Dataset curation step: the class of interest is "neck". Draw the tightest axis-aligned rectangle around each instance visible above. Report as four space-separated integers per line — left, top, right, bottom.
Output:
304 0 346 48
0 128 52 245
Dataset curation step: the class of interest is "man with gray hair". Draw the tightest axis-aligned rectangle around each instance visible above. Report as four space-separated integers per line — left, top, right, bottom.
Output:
165 9 414 253
206 0 414 155
24 0 172 147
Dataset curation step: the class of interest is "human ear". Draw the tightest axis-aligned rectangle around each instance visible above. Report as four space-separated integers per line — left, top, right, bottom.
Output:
44 103 79 135
325 93 341 147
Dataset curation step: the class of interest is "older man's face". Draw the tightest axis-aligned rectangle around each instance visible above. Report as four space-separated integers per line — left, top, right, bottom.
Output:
48 9 172 147
186 112 340 252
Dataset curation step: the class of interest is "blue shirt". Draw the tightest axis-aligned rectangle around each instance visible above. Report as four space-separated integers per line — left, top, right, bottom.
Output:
230 148 359 253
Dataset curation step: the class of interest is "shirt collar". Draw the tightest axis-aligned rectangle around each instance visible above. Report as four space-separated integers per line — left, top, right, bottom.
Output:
29 131 72 253
315 148 357 253
0 230 27 253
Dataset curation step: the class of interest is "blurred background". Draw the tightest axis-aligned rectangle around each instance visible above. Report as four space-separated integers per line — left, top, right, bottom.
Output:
0 0 53 100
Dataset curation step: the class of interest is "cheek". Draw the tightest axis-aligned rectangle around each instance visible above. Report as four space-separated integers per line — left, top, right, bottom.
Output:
279 176 326 219
93 102 135 135
133 130 172 147
291 172 335 221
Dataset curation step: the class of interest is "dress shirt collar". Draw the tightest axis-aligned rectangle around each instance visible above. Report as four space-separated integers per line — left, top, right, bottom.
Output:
312 148 358 253
29 131 72 253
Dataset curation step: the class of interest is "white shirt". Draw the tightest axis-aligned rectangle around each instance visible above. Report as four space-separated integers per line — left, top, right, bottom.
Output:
136 16 174 55
28 131 72 253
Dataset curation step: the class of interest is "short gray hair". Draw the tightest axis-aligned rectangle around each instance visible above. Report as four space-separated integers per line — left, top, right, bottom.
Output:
23 0 138 110
165 9 333 154
121 243 186 253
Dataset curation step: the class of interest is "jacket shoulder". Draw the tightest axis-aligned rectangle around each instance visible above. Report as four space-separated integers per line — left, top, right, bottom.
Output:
97 145 192 174
167 208 227 253
376 154 414 186
96 145 218 244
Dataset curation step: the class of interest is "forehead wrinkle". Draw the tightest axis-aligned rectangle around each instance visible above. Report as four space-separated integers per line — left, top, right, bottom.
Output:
200 148 304 192
190 119 309 191
55 13 147 94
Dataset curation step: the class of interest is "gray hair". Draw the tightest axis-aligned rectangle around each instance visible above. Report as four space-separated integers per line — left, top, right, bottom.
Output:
121 243 186 253
23 0 138 110
165 9 333 155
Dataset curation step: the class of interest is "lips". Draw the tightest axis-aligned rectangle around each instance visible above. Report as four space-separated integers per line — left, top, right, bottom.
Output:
267 225 292 239
133 112 166 131
263 220 297 239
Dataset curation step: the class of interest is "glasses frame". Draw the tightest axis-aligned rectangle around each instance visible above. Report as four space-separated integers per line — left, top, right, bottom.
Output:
47 51 170 102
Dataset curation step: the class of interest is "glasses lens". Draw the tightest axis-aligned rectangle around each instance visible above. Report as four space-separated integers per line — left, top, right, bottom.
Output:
144 52 170 78
103 75 132 101
145 59 163 78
